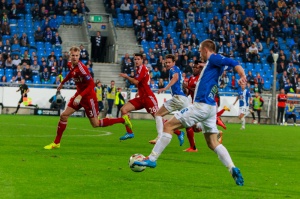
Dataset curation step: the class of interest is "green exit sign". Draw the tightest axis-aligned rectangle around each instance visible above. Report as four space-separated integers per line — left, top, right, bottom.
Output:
90 15 103 22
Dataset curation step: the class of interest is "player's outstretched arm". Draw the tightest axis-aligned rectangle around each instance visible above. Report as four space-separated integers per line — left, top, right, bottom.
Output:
235 65 247 85
119 73 139 86
158 73 178 94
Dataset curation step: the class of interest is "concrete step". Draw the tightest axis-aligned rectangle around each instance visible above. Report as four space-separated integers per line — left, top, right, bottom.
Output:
85 0 106 13
92 63 125 87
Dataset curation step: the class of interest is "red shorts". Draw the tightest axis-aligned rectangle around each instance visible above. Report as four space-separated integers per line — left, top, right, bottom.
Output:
129 95 158 116
68 92 99 118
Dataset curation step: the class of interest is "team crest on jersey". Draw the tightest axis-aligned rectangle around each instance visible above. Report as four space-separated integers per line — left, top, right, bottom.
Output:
85 75 91 80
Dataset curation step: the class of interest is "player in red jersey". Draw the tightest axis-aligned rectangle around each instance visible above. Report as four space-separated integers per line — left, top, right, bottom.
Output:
116 53 159 140
182 60 202 152
44 46 131 149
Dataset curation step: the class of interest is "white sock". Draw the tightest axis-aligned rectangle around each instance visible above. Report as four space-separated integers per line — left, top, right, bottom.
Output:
149 132 172 161
155 116 163 138
241 117 245 128
214 144 235 173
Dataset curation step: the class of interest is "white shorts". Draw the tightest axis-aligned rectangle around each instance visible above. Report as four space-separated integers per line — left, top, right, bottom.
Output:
175 102 219 133
239 106 249 115
164 95 190 112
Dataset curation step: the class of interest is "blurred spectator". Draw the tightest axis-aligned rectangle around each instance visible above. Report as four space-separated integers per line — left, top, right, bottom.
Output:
22 63 33 81
9 3 19 19
284 101 297 126
70 3 79 16
51 32 62 47
49 15 59 32
231 75 238 90
152 67 161 80
247 71 255 85
57 56 66 71
53 76 61 85
253 83 262 93
19 33 29 47
34 27 44 42
55 1 64 16
44 27 53 42
91 31 102 62
249 43 260 63
79 45 89 61
219 71 229 88
242 48 252 63
31 60 40 75
1 21 10 35
5 56 13 69
120 0 130 14
254 73 264 91
3 39 11 57
296 77 300 94
48 51 57 61
0 75 8 86
271 40 281 53
15 71 23 82
78 2 90 15
149 79 158 90
41 67 50 82
158 78 164 89
289 50 300 66
267 49 275 65
160 67 168 81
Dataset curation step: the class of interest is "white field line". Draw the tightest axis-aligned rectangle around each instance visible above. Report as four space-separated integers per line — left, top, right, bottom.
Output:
1 123 113 137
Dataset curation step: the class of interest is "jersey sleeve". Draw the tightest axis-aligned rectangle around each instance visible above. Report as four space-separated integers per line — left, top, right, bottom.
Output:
209 54 239 70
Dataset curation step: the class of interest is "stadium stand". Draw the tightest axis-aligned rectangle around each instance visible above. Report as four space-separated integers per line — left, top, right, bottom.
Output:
108 0 300 90
0 0 86 87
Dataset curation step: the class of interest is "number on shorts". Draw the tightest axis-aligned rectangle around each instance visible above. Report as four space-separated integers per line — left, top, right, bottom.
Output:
180 108 188 114
149 107 158 114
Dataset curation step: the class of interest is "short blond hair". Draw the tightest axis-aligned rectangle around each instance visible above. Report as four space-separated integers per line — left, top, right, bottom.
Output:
69 46 80 52
201 39 216 53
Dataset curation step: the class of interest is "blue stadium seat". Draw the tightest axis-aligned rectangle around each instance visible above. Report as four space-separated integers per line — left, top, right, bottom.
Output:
64 16 72 25
245 62 253 70
118 18 125 27
5 69 13 76
113 18 118 26
72 16 79 25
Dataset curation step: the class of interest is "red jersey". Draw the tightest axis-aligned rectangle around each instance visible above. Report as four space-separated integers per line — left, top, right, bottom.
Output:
62 61 95 97
135 64 155 98
277 94 287 108
187 74 200 101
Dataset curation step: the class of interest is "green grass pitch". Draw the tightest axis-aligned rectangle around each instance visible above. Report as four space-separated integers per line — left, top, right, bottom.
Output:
1 115 300 199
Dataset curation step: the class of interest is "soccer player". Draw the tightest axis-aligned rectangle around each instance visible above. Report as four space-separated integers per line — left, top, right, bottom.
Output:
12 79 38 114
44 46 132 149
182 60 202 152
117 53 160 140
251 92 264 124
134 39 245 186
233 84 252 130
149 54 191 147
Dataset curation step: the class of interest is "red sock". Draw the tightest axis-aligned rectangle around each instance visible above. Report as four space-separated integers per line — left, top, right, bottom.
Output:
99 118 125 127
54 120 67 144
126 126 133 133
174 129 181 135
186 127 196 149
217 109 225 117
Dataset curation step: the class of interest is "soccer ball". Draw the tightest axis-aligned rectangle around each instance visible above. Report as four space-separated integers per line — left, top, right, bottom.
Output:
128 154 146 172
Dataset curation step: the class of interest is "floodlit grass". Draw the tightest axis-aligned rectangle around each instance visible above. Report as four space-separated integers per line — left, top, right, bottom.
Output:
0 115 300 199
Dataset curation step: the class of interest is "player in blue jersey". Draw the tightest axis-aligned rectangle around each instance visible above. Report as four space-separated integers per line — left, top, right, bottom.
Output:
149 54 194 146
233 84 252 130
134 39 246 186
